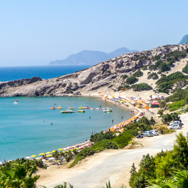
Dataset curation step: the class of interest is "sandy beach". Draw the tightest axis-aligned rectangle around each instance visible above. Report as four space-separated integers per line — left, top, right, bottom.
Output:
36 88 187 188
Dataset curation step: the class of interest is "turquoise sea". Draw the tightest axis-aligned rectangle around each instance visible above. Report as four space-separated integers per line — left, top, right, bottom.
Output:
0 97 131 161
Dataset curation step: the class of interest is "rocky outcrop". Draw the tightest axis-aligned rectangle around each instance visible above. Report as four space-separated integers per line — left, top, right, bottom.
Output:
1 44 188 97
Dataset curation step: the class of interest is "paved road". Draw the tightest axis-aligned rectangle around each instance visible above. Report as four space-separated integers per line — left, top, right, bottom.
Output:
38 114 188 188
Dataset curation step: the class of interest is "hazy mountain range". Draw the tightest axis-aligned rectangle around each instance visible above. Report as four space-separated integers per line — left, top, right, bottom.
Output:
49 47 138 66
179 35 188 44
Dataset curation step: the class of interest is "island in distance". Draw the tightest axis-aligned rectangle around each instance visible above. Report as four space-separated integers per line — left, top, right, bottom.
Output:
49 47 138 66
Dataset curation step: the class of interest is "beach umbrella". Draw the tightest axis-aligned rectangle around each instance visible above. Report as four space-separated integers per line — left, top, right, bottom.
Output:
25 156 31 159
52 150 57 153
88 143 91 146
30 155 37 158
46 154 52 157
46 152 52 154
79 146 84 149
58 148 63 151
39 153 45 156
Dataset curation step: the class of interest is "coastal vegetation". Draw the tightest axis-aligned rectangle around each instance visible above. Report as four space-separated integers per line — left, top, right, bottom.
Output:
133 70 143 77
0 158 46 188
69 117 154 168
155 72 188 93
162 112 180 124
129 133 188 188
126 76 138 85
182 63 188 74
131 83 152 91
147 72 159 80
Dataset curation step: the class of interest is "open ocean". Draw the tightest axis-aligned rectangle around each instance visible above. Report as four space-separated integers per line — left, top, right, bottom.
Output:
0 66 131 161
0 66 90 82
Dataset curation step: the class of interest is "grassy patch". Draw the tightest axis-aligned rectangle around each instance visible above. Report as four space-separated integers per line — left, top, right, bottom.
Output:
168 100 185 111
112 131 133 148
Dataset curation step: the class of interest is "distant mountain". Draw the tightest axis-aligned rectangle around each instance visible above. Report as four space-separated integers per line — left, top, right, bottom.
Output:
49 47 138 66
179 35 188 44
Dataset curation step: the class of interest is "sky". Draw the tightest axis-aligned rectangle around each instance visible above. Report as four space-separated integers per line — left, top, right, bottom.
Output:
0 0 188 66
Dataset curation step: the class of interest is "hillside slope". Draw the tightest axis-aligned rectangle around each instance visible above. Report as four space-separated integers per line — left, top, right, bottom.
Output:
1 44 188 97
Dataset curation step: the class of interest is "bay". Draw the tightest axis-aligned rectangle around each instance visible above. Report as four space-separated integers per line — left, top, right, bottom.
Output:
0 97 131 161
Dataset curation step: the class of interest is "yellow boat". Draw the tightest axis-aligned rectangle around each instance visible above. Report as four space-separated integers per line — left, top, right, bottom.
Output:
57 106 62 109
61 110 75 113
78 106 84 109
78 110 85 113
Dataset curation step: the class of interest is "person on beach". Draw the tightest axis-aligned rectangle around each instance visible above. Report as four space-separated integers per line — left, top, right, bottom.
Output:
51 123 53 125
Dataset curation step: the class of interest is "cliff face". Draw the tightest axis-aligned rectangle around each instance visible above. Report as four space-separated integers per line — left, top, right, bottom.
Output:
1 44 188 97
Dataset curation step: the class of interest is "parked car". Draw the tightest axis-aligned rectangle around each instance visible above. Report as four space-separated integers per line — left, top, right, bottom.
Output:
170 121 182 126
151 130 159 136
136 134 143 138
169 124 181 129
142 131 153 137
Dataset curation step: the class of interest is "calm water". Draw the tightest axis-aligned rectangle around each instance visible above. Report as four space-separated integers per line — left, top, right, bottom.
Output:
0 97 131 161
0 66 90 82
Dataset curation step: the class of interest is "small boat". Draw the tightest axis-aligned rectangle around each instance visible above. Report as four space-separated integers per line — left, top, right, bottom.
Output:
78 110 85 113
50 107 56 110
61 110 75 113
57 106 62 109
96 108 100 110
107 109 112 112
90 108 94 110
14 100 18 104
78 106 84 109
68 107 74 110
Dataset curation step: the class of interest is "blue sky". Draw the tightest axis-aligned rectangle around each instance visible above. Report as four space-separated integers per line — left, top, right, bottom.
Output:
0 0 188 66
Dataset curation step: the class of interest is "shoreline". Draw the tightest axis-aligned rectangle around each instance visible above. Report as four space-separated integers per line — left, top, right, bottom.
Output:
0 94 132 162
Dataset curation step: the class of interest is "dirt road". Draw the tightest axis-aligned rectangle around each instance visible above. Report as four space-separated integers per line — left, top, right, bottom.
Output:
36 114 188 188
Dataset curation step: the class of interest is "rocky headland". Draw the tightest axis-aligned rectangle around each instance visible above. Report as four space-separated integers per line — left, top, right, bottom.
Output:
1 44 188 97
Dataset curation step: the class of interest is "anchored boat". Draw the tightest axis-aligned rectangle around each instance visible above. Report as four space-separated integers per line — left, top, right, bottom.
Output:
61 110 75 113
50 106 56 110
57 106 62 109
78 110 85 113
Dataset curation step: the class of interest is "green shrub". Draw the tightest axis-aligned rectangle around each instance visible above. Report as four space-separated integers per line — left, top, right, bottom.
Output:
90 131 116 143
182 63 188 74
126 76 138 84
168 100 185 111
91 139 118 152
156 72 188 93
133 70 143 77
142 66 147 70
112 131 133 148
131 83 152 91
147 72 159 80
149 64 157 70
162 112 180 123
153 55 161 60
121 75 128 79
